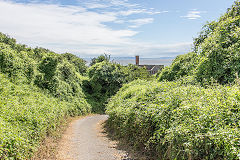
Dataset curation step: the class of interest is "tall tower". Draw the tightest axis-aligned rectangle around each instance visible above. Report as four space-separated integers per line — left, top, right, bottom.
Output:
135 55 139 66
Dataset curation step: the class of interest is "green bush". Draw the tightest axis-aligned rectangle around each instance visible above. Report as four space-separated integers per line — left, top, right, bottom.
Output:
60 53 87 74
84 59 151 113
0 73 90 159
0 32 91 159
0 43 35 83
158 1 240 85
158 52 200 81
123 64 151 82
89 54 110 66
195 15 240 84
85 61 126 112
106 80 240 159
0 32 89 105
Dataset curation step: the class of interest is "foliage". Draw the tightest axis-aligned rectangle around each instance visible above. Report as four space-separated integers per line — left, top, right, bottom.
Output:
195 14 240 84
0 33 88 102
193 21 217 52
0 43 35 83
158 52 200 81
84 57 150 113
0 32 91 159
85 61 127 112
106 80 240 159
60 53 87 74
0 32 32 53
34 54 58 92
89 54 110 66
0 73 90 159
158 1 240 85
123 64 151 82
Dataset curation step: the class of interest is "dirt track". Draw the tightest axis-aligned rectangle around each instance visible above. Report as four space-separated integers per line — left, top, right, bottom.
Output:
56 115 130 160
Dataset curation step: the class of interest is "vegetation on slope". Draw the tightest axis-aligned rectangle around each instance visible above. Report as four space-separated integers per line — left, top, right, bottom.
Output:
2 1 240 159
0 33 90 159
106 80 240 159
0 32 150 158
158 1 240 85
106 1 240 159
83 55 150 113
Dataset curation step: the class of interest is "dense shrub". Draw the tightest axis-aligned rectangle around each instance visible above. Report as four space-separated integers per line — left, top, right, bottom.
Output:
0 33 89 104
61 53 87 74
0 43 36 83
85 61 126 112
89 54 110 66
0 32 91 159
0 73 90 159
195 14 240 84
158 1 240 85
158 52 200 81
106 80 240 159
0 32 32 53
84 59 150 112
123 64 151 82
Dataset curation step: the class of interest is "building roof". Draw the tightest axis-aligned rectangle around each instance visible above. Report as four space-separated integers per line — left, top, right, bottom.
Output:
139 65 164 71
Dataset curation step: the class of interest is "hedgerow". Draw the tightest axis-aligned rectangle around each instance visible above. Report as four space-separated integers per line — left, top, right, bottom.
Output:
106 80 240 159
158 1 240 85
158 52 200 82
0 73 90 159
0 33 91 159
84 59 150 113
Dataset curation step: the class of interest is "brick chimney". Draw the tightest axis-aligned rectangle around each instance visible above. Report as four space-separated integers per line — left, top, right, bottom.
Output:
135 55 139 66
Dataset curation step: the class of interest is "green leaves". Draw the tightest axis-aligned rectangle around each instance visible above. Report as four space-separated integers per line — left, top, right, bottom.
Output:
158 52 199 82
106 80 240 159
85 59 150 113
61 53 87 74
158 1 240 85
0 32 91 159
86 61 125 112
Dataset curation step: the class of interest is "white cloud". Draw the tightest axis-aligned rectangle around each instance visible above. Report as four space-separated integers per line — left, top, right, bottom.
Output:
119 9 166 16
119 9 146 16
0 0 190 58
80 0 139 10
0 0 136 46
121 42 192 57
84 3 109 9
114 19 125 24
108 0 140 8
129 18 154 28
181 10 206 20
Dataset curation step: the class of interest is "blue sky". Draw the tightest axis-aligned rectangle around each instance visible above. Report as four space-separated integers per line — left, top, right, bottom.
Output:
0 0 236 58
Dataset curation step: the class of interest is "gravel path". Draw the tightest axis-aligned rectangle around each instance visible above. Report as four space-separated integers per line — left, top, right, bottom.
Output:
56 115 130 160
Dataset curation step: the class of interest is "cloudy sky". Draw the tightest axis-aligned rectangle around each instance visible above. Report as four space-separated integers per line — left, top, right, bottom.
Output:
0 0 235 58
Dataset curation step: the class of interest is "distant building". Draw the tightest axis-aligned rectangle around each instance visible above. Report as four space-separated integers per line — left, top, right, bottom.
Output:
135 55 164 75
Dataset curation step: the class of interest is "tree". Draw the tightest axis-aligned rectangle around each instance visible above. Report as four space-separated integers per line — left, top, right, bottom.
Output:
61 53 87 74
90 54 110 66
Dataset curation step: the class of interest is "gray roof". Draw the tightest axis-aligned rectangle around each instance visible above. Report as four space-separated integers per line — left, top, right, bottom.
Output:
139 65 164 71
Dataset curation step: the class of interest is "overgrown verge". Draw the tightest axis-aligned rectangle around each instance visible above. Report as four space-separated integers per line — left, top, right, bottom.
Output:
0 33 91 159
106 80 240 159
0 74 88 159
0 32 150 158
83 55 151 113
158 1 240 85
106 1 240 159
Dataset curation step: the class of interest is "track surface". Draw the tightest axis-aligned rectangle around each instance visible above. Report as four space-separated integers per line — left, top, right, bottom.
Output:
56 115 129 160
